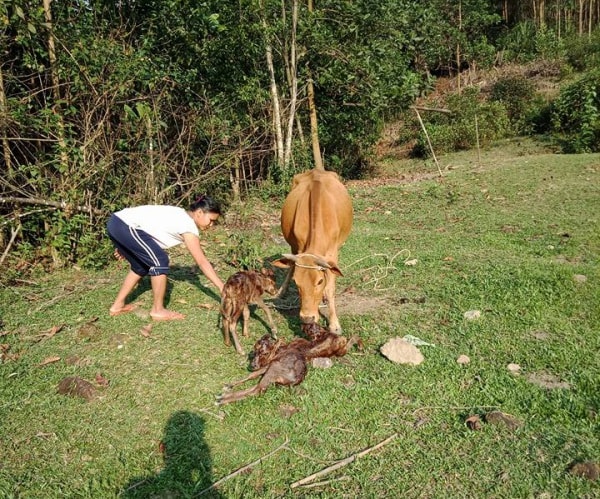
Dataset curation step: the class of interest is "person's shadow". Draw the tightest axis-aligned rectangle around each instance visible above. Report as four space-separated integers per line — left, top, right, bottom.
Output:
120 410 222 498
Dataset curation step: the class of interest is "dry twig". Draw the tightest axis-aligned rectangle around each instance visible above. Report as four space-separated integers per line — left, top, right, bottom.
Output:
196 437 290 496
290 433 397 489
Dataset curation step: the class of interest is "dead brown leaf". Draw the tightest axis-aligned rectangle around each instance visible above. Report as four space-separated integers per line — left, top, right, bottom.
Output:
38 356 61 367
95 373 110 387
197 303 218 310
279 404 300 418
140 323 153 337
31 324 64 343
465 414 482 430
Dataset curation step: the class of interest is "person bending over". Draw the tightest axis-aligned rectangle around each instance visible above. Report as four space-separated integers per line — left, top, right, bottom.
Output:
107 195 224 321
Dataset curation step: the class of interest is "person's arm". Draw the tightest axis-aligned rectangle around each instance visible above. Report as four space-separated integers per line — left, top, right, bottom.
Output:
182 233 224 293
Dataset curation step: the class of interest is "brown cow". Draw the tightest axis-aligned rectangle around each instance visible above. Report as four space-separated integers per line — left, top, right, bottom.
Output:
273 169 353 333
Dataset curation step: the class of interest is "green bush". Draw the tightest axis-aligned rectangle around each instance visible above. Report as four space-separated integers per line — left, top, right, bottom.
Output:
551 70 600 153
564 29 600 71
413 87 512 157
490 76 537 133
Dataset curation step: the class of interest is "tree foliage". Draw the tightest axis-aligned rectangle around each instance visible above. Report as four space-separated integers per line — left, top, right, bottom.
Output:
2 0 600 269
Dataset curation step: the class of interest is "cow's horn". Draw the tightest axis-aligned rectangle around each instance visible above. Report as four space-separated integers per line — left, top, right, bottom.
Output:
313 257 332 269
282 253 299 262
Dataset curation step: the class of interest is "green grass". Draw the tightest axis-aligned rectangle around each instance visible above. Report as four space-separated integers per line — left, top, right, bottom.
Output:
1 138 599 497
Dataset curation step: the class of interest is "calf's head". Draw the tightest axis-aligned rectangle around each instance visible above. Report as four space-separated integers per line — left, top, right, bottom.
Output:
258 268 278 296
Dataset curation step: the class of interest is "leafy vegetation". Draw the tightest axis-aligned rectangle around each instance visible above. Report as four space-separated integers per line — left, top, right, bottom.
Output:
551 70 600 153
1 142 598 497
2 1 600 267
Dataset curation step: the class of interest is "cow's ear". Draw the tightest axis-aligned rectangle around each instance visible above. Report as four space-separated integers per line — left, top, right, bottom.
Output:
271 258 292 269
328 263 343 277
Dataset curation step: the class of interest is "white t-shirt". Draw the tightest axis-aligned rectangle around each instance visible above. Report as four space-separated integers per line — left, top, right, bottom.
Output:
115 205 199 249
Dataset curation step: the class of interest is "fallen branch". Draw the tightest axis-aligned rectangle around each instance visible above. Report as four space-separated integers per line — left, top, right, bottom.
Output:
196 437 290 496
0 224 21 266
0 196 104 216
290 433 397 489
295 475 351 489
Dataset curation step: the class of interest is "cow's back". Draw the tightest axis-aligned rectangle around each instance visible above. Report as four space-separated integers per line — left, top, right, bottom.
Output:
281 170 352 257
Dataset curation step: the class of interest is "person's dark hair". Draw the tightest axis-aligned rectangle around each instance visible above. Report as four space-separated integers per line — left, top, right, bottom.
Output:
189 194 221 215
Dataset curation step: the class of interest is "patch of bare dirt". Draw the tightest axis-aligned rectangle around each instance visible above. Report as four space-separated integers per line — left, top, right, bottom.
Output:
526 372 571 390
336 292 390 316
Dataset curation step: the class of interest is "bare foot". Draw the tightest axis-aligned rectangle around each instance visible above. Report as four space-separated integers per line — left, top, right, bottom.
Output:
114 249 125 261
150 310 186 321
109 303 139 316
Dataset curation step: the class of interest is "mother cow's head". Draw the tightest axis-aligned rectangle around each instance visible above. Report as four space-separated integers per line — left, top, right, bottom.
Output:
273 252 343 332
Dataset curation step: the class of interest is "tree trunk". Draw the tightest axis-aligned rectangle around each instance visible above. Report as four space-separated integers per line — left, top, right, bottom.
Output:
307 0 324 170
0 67 11 175
42 0 69 180
456 0 462 95
260 0 284 167
283 0 299 169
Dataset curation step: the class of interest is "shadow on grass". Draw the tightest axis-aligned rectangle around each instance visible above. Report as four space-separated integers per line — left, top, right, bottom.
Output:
120 410 222 498
116 264 222 309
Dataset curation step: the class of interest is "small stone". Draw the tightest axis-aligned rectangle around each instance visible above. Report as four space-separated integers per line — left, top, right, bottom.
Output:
380 338 424 365
463 310 481 320
507 363 521 373
311 357 333 369
573 274 587 284
457 354 470 365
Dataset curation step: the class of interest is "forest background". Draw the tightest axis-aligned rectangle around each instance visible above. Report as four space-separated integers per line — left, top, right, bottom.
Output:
1 0 600 272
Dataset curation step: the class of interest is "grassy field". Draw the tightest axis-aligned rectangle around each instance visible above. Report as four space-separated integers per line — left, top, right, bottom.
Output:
1 139 599 498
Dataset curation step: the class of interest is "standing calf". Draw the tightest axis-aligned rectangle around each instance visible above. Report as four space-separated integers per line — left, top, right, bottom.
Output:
216 328 362 405
220 268 278 355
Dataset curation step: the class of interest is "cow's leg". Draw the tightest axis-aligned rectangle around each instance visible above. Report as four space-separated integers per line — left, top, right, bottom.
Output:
255 298 278 339
324 275 342 334
273 266 294 299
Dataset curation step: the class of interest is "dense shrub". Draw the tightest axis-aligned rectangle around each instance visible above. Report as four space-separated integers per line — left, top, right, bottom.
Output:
564 29 600 71
551 70 600 153
412 87 511 157
490 76 537 133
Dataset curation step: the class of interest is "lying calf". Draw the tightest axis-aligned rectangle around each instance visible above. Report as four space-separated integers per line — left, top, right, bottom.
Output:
220 268 278 355
216 329 362 405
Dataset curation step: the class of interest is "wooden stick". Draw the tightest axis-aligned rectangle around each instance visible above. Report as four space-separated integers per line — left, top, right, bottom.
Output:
196 437 289 496
290 433 397 489
411 107 442 177
295 475 351 489
0 224 21 266
0 196 104 216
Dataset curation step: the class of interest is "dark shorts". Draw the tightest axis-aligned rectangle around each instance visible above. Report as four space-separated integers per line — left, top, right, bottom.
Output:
107 214 169 277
